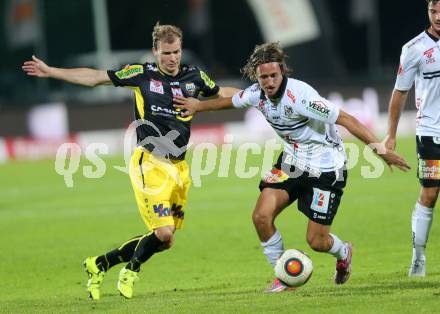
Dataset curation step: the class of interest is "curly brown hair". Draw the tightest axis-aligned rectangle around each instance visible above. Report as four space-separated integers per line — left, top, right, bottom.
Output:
427 0 440 5
241 42 292 81
152 22 183 49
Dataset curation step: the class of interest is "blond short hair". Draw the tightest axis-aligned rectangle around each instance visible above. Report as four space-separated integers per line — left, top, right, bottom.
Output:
152 22 183 49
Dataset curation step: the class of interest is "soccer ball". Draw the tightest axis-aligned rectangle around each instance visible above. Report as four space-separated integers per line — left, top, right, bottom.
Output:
274 249 313 287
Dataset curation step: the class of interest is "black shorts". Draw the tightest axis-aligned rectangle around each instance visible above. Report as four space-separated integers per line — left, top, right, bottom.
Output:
259 153 347 226
416 136 440 187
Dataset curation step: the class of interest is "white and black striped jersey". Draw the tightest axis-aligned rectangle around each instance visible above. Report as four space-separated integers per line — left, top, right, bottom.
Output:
232 77 346 173
395 30 440 136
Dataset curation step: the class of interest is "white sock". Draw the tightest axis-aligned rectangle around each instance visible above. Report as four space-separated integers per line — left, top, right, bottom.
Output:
328 233 347 260
412 202 434 260
261 230 284 267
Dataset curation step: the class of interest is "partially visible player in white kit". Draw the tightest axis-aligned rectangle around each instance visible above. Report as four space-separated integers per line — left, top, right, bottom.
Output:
384 0 440 277
175 42 410 292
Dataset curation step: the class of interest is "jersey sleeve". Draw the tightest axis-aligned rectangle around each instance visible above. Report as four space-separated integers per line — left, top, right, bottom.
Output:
107 64 145 87
394 44 421 91
197 69 220 97
295 89 340 124
231 84 260 109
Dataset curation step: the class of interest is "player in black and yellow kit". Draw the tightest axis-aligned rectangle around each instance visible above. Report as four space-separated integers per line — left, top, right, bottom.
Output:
22 23 239 299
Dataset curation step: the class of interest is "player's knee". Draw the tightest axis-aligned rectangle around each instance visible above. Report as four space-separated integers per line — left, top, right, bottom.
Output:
252 209 272 228
155 228 174 243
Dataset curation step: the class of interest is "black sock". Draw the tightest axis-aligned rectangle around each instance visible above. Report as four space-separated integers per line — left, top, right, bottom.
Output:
95 235 143 272
126 232 162 272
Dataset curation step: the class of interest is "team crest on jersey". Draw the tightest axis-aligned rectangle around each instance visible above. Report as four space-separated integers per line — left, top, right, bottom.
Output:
284 106 294 117
185 82 196 96
171 87 183 97
310 188 331 214
150 79 164 94
115 65 143 79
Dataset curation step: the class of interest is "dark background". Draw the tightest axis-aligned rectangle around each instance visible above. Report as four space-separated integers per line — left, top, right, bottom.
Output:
0 0 430 136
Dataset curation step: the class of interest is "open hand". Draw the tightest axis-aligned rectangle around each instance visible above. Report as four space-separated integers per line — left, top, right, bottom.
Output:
371 143 410 172
22 55 51 78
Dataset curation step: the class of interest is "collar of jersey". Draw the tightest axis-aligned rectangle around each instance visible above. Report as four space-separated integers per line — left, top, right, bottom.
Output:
425 27 439 42
157 64 182 78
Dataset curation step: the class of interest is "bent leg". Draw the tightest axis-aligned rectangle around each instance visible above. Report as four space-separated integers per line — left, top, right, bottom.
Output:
306 219 352 284
253 188 291 242
305 220 333 252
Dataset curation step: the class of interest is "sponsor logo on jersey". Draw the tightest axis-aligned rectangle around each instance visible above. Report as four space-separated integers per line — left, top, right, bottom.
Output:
150 79 164 94
418 159 440 179
200 70 216 89
424 48 435 58
424 48 436 64
287 89 296 103
170 81 180 86
311 188 330 214
151 105 180 115
171 203 184 219
185 82 196 96
153 203 171 217
151 105 193 121
115 65 143 79
325 134 340 147
263 168 289 183
307 101 330 118
171 87 184 97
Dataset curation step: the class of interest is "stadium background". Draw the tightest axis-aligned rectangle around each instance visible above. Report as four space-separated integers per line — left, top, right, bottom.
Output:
0 0 425 142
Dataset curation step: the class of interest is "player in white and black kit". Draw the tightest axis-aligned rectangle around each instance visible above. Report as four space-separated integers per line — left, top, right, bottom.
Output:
384 0 440 277
175 42 410 292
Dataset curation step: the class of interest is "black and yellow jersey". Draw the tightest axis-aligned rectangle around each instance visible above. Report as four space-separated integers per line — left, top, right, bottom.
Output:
107 62 219 160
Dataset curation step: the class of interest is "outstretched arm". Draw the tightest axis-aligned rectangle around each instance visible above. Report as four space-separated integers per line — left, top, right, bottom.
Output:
173 95 235 117
336 110 410 172
22 55 111 87
217 87 242 97
383 89 409 150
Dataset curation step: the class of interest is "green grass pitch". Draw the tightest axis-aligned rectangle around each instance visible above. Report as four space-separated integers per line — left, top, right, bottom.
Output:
1 137 439 313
